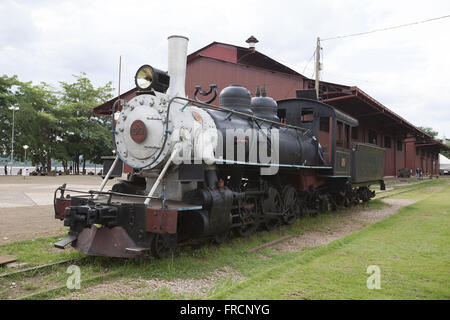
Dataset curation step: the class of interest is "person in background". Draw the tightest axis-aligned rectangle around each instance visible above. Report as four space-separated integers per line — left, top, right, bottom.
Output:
4 164 7 175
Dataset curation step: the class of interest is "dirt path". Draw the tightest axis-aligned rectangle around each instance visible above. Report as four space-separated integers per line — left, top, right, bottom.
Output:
276 198 417 253
59 198 420 300
61 265 247 300
0 175 121 244
0 205 66 244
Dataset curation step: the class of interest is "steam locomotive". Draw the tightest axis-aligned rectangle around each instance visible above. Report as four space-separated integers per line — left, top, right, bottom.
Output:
53 35 385 258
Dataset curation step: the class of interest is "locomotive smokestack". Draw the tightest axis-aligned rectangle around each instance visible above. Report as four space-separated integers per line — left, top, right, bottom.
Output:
167 35 189 98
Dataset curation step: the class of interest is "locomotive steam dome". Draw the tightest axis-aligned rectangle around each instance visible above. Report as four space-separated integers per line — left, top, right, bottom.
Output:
219 84 253 115
251 86 279 122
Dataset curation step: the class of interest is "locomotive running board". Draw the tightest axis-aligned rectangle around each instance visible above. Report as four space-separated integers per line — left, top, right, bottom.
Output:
54 234 77 249
125 247 150 253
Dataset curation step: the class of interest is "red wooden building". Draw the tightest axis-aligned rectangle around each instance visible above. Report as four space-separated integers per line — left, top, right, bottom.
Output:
94 38 449 177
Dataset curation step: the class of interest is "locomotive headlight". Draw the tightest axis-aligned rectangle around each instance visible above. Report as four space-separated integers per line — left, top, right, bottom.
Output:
135 65 170 93
135 65 153 89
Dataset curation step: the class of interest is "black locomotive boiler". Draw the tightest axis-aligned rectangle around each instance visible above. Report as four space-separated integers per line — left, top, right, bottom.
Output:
53 35 385 258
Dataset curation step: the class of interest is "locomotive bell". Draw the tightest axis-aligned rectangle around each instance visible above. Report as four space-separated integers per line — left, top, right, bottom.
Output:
219 84 253 115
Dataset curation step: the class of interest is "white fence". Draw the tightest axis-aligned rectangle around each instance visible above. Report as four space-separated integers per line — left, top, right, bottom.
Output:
0 166 101 176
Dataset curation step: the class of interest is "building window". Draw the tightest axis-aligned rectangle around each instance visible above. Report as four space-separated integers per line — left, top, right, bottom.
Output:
319 117 330 132
369 130 377 145
397 140 403 151
278 109 286 124
301 108 314 123
344 124 350 148
352 127 358 140
384 136 392 148
336 121 344 147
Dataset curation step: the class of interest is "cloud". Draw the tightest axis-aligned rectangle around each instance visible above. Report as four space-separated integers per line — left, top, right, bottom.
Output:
1 0 449 137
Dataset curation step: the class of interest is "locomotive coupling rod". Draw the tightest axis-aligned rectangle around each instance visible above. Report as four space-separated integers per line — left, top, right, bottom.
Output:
144 144 182 206
233 190 266 199
94 155 120 200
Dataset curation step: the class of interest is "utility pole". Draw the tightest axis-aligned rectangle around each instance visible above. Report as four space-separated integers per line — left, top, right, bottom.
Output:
9 106 19 174
315 37 321 100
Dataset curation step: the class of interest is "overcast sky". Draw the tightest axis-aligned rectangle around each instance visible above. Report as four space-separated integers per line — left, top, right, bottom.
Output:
1 0 449 138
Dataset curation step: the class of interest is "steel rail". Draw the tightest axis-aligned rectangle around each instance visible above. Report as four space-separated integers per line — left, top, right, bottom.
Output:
0 258 84 279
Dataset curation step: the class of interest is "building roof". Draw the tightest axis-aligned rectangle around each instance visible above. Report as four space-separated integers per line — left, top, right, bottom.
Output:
91 39 449 153
315 81 450 151
187 41 306 77
440 154 450 165
94 41 307 116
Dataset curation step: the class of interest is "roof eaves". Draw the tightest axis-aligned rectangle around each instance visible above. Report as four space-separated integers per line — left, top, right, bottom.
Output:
350 86 434 140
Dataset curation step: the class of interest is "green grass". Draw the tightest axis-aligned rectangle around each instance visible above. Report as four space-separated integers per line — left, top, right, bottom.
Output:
0 234 82 266
1 178 448 299
211 185 450 299
0 198 388 299
375 177 448 199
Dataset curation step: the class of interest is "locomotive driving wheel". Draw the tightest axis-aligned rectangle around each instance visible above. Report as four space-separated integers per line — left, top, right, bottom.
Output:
233 200 258 237
151 233 177 259
263 187 283 231
213 231 229 245
282 186 299 225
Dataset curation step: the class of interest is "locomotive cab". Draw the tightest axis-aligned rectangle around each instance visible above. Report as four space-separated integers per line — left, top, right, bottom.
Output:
277 98 384 188
277 98 358 172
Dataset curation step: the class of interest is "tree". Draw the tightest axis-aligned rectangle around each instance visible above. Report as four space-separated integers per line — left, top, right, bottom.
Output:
14 81 60 171
415 126 450 160
0 75 22 157
1 75 60 170
417 126 438 139
442 141 450 159
1 73 114 174
57 73 114 174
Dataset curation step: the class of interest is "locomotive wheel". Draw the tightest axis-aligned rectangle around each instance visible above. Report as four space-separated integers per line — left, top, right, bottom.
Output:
263 188 283 231
282 186 299 225
151 233 177 259
318 194 330 213
213 231 229 245
233 204 258 237
352 190 360 205
264 217 282 231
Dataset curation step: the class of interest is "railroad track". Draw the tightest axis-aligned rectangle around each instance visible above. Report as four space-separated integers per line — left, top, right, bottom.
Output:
3 179 444 299
1 182 427 280
374 180 446 200
0 257 85 279
0 256 122 300
375 188 417 200
17 270 122 300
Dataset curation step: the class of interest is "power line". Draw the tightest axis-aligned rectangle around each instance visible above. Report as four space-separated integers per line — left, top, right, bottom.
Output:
302 48 316 74
322 14 450 41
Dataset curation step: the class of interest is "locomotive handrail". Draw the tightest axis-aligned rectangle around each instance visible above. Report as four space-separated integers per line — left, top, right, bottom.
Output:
55 185 161 200
172 96 312 134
